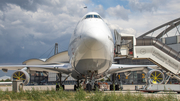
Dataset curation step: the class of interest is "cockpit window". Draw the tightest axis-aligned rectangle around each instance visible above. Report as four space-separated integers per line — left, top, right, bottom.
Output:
85 15 93 18
94 15 101 18
85 15 101 19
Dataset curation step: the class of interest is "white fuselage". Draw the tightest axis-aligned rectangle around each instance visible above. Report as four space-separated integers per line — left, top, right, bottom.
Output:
68 12 114 78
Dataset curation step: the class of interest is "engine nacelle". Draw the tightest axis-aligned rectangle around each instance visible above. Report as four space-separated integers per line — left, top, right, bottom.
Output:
11 70 30 85
146 69 165 84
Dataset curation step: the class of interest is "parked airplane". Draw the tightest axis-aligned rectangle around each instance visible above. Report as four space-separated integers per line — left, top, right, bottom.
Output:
0 12 158 90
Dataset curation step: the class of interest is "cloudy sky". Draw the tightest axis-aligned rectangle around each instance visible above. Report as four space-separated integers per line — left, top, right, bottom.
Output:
0 0 180 76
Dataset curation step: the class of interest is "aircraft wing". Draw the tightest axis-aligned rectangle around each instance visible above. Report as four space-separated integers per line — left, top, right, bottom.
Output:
107 64 159 74
0 64 72 74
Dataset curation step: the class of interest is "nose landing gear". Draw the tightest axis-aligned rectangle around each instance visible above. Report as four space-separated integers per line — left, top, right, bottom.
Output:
84 71 100 91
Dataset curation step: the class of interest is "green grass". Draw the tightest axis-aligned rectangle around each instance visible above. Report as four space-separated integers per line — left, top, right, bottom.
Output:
0 88 178 101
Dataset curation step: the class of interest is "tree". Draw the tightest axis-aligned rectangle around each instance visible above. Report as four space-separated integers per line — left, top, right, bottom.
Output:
5 78 11 82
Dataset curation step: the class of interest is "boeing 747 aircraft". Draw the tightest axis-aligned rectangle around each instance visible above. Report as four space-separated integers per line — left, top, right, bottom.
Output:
0 12 158 90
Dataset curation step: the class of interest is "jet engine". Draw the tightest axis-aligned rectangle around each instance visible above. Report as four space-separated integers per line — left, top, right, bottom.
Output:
11 70 30 85
146 69 164 84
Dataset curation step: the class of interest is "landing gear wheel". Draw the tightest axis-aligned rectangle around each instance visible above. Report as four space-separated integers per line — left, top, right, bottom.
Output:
86 84 92 91
74 85 78 91
56 85 60 91
110 85 120 90
62 85 64 90
94 83 99 91
115 85 119 90
110 85 113 90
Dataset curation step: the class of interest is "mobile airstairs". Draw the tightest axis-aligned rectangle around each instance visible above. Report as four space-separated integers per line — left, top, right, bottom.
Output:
114 30 180 93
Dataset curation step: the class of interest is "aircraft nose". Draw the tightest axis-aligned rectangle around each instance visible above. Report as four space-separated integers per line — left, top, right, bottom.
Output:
83 28 105 51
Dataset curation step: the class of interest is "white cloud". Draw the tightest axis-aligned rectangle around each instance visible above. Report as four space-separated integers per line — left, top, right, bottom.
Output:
21 46 25 49
0 24 4 28
94 5 105 18
0 0 89 64
11 20 21 25
128 0 168 12
120 28 136 35
108 23 136 36
105 0 180 38
106 5 131 20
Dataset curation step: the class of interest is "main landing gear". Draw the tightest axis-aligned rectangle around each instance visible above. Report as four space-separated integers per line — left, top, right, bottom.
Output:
56 73 64 90
85 71 100 91
74 79 80 91
86 82 100 91
110 84 120 90
110 73 121 90
86 83 92 91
